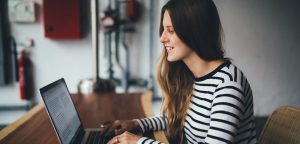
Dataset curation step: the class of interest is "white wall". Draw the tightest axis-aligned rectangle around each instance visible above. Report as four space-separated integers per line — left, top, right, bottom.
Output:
0 18 93 105
215 0 300 116
1 0 300 116
0 0 153 105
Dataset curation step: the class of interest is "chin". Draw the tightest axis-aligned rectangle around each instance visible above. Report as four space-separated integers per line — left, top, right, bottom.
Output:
167 56 180 62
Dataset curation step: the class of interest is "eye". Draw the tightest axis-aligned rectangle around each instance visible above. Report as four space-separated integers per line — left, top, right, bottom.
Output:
167 29 174 34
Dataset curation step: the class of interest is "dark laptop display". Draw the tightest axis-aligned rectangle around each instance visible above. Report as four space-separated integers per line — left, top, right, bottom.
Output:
40 78 109 144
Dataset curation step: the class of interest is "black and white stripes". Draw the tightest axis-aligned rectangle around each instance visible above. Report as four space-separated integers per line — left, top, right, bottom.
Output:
137 61 256 144
136 116 167 133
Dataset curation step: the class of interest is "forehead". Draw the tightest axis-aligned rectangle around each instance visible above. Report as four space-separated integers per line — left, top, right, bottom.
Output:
163 11 173 26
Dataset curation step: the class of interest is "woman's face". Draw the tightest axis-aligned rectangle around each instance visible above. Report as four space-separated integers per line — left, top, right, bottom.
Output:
160 11 194 62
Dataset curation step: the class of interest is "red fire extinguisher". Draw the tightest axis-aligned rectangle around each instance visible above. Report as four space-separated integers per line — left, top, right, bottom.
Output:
18 49 34 100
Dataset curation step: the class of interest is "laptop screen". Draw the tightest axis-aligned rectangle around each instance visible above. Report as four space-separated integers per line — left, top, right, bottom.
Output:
40 79 81 144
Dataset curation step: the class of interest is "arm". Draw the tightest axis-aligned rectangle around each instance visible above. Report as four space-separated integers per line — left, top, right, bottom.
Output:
135 116 167 144
136 116 167 133
107 116 167 144
137 137 165 144
205 82 245 143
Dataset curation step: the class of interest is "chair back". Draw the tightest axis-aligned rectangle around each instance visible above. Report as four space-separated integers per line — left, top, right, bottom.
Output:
259 106 300 144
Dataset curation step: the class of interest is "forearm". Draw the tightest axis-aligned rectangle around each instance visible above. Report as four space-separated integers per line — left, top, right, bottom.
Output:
137 137 164 144
136 116 167 133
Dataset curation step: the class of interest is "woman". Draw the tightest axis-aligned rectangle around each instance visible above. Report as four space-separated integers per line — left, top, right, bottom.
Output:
100 0 257 143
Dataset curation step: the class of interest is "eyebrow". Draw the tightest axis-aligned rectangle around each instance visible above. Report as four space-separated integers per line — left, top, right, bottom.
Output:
164 26 174 29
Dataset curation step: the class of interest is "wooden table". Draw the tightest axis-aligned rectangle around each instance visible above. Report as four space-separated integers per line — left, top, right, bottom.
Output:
0 92 167 144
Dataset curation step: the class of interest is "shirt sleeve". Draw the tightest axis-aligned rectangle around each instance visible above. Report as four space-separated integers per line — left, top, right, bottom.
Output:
137 137 164 144
205 81 245 144
136 116 167 133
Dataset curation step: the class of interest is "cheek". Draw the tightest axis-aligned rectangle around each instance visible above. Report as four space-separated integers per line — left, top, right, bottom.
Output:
177 43 192 54
176 44 194 59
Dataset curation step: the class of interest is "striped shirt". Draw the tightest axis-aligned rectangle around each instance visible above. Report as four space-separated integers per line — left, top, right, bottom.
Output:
136 61 257 144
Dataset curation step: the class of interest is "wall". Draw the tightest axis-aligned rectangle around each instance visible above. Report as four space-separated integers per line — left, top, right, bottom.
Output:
1 0 300 116
153 0 300 116
0 0 154 106
215 0 300 116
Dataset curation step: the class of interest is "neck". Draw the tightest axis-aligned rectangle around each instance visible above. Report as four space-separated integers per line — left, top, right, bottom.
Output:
182 52 224 78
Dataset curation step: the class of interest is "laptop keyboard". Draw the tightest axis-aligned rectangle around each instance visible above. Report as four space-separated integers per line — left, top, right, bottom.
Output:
86 131 103 144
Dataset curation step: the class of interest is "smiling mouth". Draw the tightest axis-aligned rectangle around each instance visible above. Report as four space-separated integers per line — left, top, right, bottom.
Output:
165 46 174 53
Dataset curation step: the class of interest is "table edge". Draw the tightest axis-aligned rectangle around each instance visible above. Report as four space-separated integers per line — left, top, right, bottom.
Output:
0 102 44 140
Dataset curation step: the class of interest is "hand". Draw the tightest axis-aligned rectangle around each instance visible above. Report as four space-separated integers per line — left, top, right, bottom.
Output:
99 120 142 137
107 131 141 144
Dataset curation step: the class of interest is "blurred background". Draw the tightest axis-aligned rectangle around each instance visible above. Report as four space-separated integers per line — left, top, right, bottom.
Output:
0 0 300 137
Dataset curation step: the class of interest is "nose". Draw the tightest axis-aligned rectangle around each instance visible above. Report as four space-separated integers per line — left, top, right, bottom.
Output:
160 31 168 43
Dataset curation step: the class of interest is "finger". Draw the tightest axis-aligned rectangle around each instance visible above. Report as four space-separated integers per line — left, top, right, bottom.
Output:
99 126 109 136
114 127 126 135
99 121 113 136
117 132 131 143
124 131 136 137
107 136 119 144
117 131 140 143
106 120 122 137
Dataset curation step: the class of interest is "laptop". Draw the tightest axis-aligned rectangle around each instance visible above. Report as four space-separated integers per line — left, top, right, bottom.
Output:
40 78 112 144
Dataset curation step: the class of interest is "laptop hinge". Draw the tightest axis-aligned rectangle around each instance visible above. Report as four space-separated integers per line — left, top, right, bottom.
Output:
71 125 85 144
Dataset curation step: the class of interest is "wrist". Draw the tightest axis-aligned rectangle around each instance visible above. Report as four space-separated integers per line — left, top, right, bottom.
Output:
133 119 143 133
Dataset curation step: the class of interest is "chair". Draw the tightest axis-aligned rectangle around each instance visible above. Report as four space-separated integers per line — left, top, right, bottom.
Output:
258 106 300 144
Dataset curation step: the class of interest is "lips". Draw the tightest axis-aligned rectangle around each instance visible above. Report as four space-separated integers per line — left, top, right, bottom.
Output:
165 46 174 53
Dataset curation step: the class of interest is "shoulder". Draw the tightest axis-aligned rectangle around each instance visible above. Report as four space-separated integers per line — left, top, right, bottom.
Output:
213 62 251 102
193 61 251 96
216 61 248 87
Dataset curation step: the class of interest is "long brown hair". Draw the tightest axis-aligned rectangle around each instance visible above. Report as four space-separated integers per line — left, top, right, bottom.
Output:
157 0 225 143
